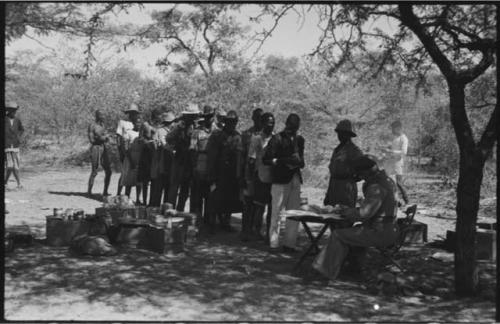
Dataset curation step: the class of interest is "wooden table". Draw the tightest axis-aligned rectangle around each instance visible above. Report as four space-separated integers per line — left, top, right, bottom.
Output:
284 210 351 270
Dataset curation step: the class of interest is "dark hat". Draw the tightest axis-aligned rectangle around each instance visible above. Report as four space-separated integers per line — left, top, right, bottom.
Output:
5 101 19 110
335 119 356 137
202 105 215 116
352 155 377 173
124 103 140 113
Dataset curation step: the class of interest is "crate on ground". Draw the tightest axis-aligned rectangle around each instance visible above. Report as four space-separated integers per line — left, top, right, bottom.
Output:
95 206 147 225
445 229 496 261
396 218 428 243
6 224 34 246
137 218 187 254
46 217 90 247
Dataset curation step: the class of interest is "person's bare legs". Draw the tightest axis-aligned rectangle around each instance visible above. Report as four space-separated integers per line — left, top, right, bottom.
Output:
12 169 21 188
103 169 111 196
88 167 98 195
5 169 12 185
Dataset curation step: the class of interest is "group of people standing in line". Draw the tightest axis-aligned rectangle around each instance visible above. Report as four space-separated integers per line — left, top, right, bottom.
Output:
86 102 410 280
5 98 410 281
87 103 310 249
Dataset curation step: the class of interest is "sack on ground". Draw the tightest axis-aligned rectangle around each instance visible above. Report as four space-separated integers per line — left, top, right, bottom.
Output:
69 234 117 256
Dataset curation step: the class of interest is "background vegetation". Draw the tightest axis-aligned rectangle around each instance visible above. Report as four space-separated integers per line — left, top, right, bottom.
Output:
6 48 495 195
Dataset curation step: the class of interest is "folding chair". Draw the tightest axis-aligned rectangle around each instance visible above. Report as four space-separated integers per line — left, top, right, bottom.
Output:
376 204 418 272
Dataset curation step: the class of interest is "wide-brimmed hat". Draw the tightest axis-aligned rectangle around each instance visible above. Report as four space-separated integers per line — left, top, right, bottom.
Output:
161 111 176 123
335 119 356 137
124 103 140 113
181 103 201 115
5 101 19 110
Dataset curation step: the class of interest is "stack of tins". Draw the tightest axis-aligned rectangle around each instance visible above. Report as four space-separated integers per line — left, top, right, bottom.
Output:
95 206 147 225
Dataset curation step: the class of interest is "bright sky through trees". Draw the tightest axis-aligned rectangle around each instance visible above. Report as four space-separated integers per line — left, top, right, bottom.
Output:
6 4 396 80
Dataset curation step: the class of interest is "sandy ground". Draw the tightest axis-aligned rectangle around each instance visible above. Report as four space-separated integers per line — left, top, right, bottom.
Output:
3 166 497 321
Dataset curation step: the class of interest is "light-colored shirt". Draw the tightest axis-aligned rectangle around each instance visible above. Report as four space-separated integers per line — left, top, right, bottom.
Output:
385 133 408 176
116 120 134 138
154 126 169 148
123 128 139 148
248 131 274 183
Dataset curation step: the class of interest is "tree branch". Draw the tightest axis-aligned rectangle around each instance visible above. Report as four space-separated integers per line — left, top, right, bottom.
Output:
398 4 457 81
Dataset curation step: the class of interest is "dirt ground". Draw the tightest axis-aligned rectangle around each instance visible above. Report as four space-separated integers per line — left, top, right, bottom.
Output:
4 166 497 321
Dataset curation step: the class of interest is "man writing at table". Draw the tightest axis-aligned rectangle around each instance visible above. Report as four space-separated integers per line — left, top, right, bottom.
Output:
312 155 399 280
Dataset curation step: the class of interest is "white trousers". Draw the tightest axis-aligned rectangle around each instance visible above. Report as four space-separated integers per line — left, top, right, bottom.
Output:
269 173 301 248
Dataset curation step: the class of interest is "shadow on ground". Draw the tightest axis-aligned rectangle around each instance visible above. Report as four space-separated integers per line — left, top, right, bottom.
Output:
48 191 103 202
4 225 496 321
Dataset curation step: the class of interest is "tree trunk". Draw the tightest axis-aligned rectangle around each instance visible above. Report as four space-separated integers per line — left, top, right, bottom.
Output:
448 82 484 296
454 150 484 295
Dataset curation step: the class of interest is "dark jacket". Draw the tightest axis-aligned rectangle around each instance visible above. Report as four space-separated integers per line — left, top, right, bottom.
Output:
206 129 243 213
324 140 363 207
262 131 305 184
166 123 193 165
5 117 24 148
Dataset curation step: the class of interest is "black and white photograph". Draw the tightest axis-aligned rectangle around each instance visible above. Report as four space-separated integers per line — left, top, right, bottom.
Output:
3 2 498 321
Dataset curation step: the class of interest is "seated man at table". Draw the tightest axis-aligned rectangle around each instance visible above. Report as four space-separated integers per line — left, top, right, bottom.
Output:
311 155 399 280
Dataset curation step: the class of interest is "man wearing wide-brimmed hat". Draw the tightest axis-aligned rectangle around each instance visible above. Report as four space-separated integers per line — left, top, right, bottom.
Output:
324 119 363 208
115 102 141 195
166 103 200 211
189 105 216 227
5 101 24 189
149 110 176 206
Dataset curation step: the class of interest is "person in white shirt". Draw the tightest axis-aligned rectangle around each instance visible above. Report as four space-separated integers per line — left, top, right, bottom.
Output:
382 120 409 204
116 103 140 195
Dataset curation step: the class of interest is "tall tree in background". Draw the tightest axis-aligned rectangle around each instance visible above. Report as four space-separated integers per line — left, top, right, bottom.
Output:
138 4 247 80
259 4 496 295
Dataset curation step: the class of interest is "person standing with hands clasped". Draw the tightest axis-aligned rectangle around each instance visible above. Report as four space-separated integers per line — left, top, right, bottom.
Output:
262 113 304 253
